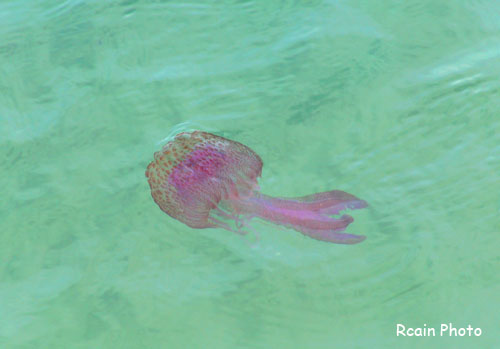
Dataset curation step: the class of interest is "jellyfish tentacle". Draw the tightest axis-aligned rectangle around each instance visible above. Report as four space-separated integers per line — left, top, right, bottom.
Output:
208 216 247 236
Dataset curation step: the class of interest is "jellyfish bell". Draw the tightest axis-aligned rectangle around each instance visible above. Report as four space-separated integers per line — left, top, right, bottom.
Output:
145 131 262 227
146 131 368 244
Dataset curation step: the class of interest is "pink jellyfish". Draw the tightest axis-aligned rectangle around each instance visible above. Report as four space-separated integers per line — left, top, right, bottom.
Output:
146 131 367 244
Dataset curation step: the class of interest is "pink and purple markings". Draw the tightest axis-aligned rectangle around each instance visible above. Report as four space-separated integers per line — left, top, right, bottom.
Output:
146 131 368 244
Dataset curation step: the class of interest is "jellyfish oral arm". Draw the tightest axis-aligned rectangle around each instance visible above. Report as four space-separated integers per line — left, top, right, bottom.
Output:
233 191 367 245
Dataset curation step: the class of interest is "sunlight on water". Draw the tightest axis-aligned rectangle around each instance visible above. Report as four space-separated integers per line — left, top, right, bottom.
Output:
1 1 498 348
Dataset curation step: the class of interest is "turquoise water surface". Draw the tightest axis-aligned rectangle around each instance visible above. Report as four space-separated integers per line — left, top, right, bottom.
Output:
1 1 499 348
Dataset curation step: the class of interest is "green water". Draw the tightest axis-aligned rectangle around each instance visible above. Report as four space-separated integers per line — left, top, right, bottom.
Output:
1 1 499 348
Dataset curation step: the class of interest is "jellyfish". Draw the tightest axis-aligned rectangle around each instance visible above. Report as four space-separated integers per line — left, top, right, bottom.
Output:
145 131 368 244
